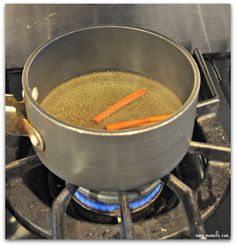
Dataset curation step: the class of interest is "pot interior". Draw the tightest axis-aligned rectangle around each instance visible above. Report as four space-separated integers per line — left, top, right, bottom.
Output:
25 26 196 111
40 71 183 130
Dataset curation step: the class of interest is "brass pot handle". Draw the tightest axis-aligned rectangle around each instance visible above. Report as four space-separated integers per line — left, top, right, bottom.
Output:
5 94 44 151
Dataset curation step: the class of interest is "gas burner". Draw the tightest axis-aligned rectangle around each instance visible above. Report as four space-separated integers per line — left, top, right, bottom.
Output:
47 170 176 224
72 180 163 216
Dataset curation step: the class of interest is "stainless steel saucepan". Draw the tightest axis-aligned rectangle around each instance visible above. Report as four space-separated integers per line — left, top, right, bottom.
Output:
5 26 200 191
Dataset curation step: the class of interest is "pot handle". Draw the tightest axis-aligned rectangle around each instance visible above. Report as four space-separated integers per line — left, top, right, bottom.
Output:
5 94 44 151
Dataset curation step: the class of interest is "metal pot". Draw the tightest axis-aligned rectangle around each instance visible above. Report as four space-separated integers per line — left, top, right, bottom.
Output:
6 26 200 191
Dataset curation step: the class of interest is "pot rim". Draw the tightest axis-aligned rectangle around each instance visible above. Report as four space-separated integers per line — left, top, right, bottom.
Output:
22 25 200 137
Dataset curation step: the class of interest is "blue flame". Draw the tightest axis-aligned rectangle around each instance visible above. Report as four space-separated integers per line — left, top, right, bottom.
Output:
74 182 163 212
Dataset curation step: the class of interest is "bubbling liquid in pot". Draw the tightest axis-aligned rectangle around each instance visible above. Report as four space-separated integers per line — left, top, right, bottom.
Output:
40 71 182 130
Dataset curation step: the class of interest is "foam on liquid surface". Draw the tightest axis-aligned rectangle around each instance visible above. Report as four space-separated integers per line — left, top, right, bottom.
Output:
40 71 182 130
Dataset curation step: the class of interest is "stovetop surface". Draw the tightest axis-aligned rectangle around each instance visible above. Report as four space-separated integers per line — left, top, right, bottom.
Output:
5 51 231 239
201 52 230 236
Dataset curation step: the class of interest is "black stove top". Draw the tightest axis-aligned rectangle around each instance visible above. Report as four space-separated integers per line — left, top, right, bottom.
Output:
5 49 231 239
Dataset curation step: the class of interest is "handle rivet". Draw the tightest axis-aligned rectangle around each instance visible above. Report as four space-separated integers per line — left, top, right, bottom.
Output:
30 134 39 147
117 217 122 223
32 87 39 101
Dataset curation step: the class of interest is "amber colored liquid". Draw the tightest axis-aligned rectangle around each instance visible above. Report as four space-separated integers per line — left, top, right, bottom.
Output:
40 71 182 130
